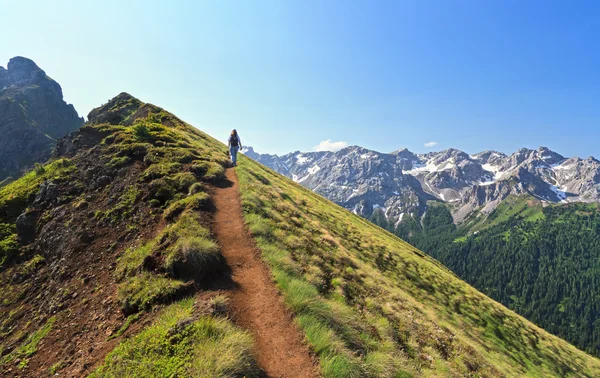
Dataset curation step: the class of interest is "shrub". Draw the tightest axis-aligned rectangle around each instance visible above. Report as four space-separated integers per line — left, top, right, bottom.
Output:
132 123 152 141
34 163 45 176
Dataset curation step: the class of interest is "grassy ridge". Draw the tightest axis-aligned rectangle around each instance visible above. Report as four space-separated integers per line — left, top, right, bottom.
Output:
236 155 600 377
86 97 260 377
1 94 260 376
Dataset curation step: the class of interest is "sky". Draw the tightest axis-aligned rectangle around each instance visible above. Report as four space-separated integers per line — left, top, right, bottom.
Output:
2 0 599 157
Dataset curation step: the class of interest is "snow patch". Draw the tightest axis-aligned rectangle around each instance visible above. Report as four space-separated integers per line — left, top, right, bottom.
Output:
552 163 575 171
296 154 309 165
307 164 321 175
394 213 405 228
549 185 567 201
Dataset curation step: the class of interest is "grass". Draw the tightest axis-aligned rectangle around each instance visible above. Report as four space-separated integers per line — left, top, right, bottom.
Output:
0 223 18 266
468 194 545 231
115 241 155 280
89 298 260 378
163 192 210 221
0 316 56 369
235 154 600 378
0 158 75 221
108 313 141 341
117 272 188 314
99 186 141 224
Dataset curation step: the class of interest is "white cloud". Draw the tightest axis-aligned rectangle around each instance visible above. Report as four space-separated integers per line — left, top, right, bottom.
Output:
314 139 348 152
424 141 438 148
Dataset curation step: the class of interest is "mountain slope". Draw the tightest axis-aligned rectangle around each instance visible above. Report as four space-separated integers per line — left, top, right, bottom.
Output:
236 154 600 377
397 196 600 357
2 93 599 377
0 57 83 182
0 93 264 377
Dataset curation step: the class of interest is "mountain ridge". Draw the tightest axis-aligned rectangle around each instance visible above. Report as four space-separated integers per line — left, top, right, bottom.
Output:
243 144 600 224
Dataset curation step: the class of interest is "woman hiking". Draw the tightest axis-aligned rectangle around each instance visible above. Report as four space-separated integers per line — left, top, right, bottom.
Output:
228 129 242 167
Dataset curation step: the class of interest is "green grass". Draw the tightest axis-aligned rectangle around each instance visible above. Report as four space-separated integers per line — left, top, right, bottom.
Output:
117 272 188 314
0 158 75 221
108 313 141 341
236 155 600 378
89 298 260 378
163 192 210 221
99 186 141 224
0 316 56 369
115 241 156 280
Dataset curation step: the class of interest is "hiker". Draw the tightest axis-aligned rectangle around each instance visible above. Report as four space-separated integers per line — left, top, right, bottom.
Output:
228 129 242 167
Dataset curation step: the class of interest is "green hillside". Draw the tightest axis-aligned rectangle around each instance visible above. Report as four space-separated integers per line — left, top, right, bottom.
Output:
397 197 600 357
0 94 260 377
236 157 600 377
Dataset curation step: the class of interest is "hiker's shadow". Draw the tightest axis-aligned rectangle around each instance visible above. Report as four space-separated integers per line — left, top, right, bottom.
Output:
212 176 234 189
194 263 239 291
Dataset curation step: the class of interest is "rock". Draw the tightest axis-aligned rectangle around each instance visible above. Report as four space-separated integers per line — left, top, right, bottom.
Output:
16 209 41 244
34 181 59 206
95 176 111 188
0 57 83 181
121 298 138 316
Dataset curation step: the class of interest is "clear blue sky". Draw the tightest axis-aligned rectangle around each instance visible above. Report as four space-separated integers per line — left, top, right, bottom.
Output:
2 0 599 157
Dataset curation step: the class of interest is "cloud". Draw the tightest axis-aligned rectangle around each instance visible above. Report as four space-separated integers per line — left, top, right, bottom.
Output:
424 141 438 148
314 139 348 152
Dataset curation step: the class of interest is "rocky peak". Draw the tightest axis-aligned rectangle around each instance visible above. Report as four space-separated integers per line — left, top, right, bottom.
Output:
87 92 142 125
0 57 56 91
472 150 507 165
0 56 83 181
535 146 565 165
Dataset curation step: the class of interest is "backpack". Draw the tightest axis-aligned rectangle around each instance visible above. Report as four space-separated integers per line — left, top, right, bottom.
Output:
229 134 239 147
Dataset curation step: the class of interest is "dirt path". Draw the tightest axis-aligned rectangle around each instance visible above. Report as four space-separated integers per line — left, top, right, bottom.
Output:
210 168 319 378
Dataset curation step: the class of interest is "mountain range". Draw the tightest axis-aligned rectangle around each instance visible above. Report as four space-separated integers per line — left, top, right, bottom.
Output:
0 57 83 183
243 145 600 226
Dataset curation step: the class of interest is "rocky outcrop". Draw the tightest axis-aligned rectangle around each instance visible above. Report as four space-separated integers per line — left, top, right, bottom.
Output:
0 57 83 181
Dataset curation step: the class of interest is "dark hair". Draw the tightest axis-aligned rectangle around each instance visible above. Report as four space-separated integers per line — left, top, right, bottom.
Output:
231 129 237 136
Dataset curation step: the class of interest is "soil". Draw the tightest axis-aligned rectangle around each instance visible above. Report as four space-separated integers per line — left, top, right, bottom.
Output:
209 168 319 378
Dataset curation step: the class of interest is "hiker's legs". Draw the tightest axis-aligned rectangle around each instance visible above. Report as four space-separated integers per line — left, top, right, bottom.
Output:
230 146 239 166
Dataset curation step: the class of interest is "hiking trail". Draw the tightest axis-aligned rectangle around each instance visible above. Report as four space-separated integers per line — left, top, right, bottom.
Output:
210 168 319 378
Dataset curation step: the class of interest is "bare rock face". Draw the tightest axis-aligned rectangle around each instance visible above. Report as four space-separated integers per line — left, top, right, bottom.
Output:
0 57 84 181
244 144 600 226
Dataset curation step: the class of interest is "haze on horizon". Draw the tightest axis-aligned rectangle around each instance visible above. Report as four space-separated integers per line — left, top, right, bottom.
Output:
2 0 599 158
